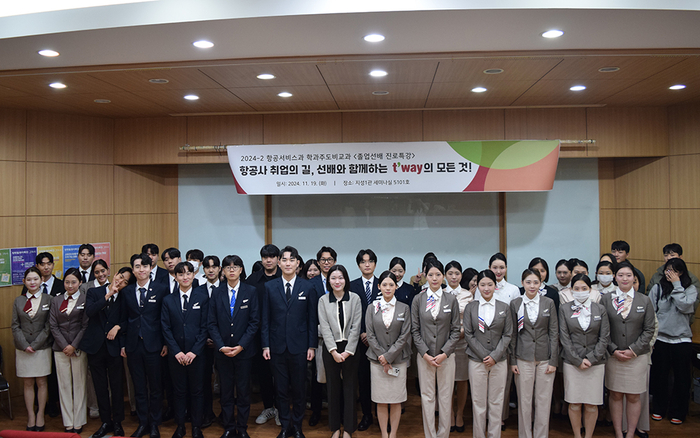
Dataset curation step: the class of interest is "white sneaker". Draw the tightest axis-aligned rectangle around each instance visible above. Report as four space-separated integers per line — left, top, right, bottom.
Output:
275 408 281 426
89 409 100 419
256 407 276 425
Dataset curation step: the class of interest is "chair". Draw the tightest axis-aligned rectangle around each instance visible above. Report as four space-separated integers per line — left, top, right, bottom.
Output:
0 344 13 419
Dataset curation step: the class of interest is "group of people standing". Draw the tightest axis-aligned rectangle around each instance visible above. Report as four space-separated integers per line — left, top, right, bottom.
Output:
11 240 698 438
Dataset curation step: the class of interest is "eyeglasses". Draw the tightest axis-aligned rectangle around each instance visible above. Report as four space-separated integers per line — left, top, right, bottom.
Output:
223 266 242 272
319 258 335 264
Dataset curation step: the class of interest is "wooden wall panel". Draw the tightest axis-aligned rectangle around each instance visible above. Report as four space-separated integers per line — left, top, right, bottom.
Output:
669 154 700 209
505 108 588 157
186 115 263 163
613 157 669 209
670 209 700 264
114 117 186 165
113 213 178 266
422 110 504 141
587 107 668 157
632 260 664 285
114 165 178 214
26 163 113 216
26 112 113 164
0 161 25 216
504 109 527 140
597 159 616 209
263 113 342 144
0 286 23 328
26 215 114 248
0 108 26 161
0 327 22 397
0 217 26 249
668 103 700 156
342 112 422 142
598 209 616 256
610 209 670 262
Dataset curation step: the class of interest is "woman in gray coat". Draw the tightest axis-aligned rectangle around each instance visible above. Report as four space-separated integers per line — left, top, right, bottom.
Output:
11 267 53 431
366 270 412 438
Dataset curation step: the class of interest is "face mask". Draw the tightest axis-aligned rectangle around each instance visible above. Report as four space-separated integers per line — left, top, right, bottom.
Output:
573 291 590 303
189 261 200 271
597 274 613 285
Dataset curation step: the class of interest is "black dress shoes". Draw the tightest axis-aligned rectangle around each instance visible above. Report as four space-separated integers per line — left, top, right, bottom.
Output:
172 426 186 438
291 427 305 438
202 412 216 429
131 425 149 437
276 429 289 438
150 425 160 438
93 422 115 438
357 416 373 431
114 422 125 437
238 431 251 438
191 427 204 438
308 412 321 427
219 430 237 438
74 427 83 434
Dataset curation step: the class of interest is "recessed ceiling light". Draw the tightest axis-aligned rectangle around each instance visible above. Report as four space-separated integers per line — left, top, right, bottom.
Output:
257 74 276 80
363 34 385 42
184 94 199 100
278 92 293 98
369 70 388 77
149 78 169 84
38 49 59 57
192 40 214 49
471 87 487 93
541 29 564 38
49 82 66 89
94 99 111 104
598 67 620 73
372 91 389 95
669 84 686 90
483 68 504 75
570 85 586 91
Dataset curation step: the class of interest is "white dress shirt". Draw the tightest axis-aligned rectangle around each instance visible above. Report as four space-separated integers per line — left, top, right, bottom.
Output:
206 279 220 297
135 280 151 306
478 296 496 326
427 287 443 319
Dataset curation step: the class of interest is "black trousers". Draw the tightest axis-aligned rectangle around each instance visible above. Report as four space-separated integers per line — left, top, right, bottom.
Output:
356 341 372 418
650 340 693 421
252 340 276 409
271 349 307 431
202 345 216 417
161 355 174 410
88 344 125 423
127 340 163 426
322 342 358 434
217 353 253 432
168 355 204 428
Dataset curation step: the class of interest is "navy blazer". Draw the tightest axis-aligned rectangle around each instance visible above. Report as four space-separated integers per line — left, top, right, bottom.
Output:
123 281 169 354
349 276 381 332
310 275 327 304
208 282 260 360
153 266 169 285
396 282 414 307
161 288 209 357
262 276 318 355
80 285 127 356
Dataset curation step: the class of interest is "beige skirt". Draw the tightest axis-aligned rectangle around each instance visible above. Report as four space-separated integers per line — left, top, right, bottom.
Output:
605 352 649 394
453 338 469 381
563 362 605 405
370 361 407 404
16 348 52 378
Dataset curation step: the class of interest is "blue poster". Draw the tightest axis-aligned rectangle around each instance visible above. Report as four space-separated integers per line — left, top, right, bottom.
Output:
63 244 81 272
11 247 38 285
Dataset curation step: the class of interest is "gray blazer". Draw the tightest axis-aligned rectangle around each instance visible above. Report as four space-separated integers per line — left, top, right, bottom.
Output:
49 293 89 352
411 291 460 357
509 296 559 366
601 292 655 356
463 299 512 363
365 300 412 364
318 291 362 355
558 301 609 367
11 294 53 351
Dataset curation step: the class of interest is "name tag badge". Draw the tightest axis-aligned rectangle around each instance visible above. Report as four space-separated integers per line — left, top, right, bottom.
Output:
41 304 50 310
241 305 249 309
148 298 157 303
192 303 200 309
397 317 405 321
76 305 85 310
636 308 645 313
594 315 602 321
443 309 451 313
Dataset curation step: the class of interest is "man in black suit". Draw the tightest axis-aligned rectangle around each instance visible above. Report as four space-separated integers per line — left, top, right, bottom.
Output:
161 262 209 438
196 255 222 428
78 243 97 283
348 249 380 431
81 267 134 438
246 244 282 426
122 253 169 438
209 255 260 438
162 248 183 295
142 243 169 285
262 246 318 438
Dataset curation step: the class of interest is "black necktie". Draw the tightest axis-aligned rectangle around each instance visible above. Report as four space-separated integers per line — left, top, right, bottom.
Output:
182 294 188 313
150 272 154 282
139 287 146 309
42 283 48 295
286 282 292 302
107 296 115 310
173 281 179 294
82 270 88 283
